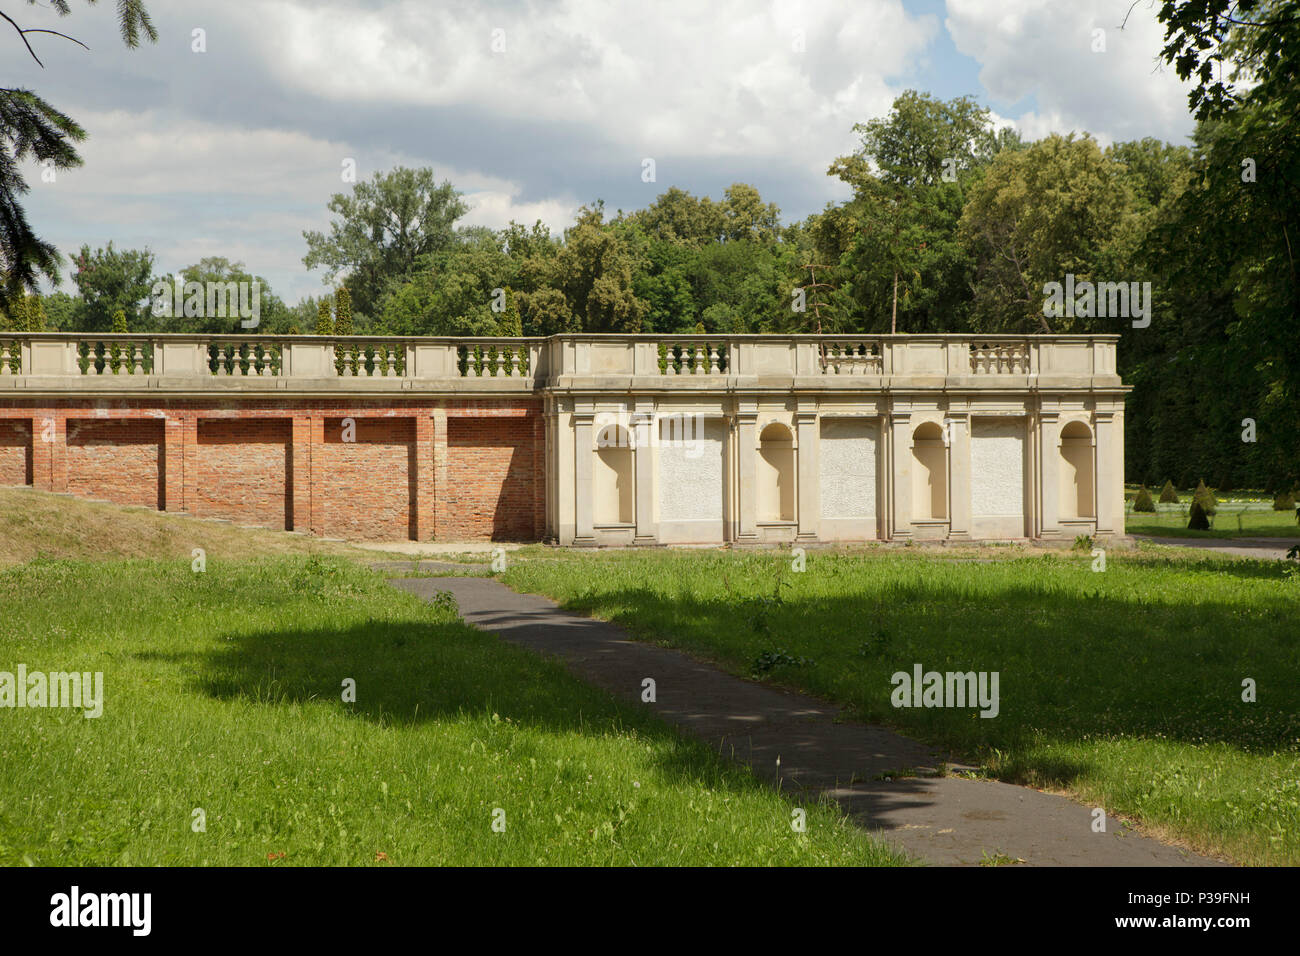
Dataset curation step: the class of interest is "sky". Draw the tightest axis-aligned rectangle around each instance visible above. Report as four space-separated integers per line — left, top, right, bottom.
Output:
8 0 1198 306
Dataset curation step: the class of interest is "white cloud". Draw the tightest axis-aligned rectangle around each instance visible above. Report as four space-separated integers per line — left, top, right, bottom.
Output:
258 0 936 166
25 106 586 303
945 0 1196 145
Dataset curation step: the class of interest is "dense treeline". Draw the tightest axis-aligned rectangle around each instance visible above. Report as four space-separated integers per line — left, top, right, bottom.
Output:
2 5 1295 490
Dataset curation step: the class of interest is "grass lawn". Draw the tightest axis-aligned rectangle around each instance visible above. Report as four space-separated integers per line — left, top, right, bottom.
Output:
0 556 906 866
1124 506 1300 538
502 547 1300 865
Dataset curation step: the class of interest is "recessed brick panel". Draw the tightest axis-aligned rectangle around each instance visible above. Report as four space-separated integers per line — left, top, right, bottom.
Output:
1 399 547 544
0 419 32 486
66 418 164 509
318 417 415 541
446 416 540 540
195 418 291 530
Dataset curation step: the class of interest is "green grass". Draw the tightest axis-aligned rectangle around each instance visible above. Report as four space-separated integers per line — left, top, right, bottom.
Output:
0 556 907 866
502 547 1300 865
1125 505 1300 538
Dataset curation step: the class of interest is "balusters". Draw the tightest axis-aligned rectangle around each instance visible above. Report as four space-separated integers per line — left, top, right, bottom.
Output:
0 341 12 375
970 342 1028 375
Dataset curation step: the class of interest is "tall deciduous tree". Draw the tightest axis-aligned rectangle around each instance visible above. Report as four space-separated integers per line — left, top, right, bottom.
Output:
959 134 1128 332
303 167 468 317
69 242 155 331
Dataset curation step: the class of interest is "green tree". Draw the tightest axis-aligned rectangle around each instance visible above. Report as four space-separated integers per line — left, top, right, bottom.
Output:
959 134 1129 332
1133 485 1156 512
303 167 468 316
826 91 1004 333
1159 480 1179 503
0 1 156 309
519 204 646 334
69 243 156 331
152 257 288 333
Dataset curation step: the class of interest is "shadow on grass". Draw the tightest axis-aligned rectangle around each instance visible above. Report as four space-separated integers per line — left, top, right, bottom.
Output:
538 575 1300 781
167 615 872 818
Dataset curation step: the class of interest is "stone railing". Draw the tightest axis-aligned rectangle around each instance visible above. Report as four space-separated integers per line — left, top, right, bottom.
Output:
0 332 1120 390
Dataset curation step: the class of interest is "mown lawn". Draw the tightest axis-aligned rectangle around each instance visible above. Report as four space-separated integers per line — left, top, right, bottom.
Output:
0 556 906 866
1123 494 1300 538
503 546 1300 865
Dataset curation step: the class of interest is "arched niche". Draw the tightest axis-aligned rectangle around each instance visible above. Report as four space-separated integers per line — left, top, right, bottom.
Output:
594 424 634 524
911 421 948 520
1059 420 1094 519
757 422 795 522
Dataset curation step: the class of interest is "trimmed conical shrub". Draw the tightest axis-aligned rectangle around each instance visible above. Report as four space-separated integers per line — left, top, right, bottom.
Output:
1158 480 1178 503
1274 489 1296 512
1133 485 1156 512
1193 479 1217 515
1188 500 1210 530
315 297 333 335
334 286 353 337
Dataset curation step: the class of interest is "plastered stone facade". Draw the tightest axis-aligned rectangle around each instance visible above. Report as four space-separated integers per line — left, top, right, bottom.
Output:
0 333 1128 545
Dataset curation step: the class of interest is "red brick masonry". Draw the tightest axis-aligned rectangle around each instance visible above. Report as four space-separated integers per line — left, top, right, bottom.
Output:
0 399 544 542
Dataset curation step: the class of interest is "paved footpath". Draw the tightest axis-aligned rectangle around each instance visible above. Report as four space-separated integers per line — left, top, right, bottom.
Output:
391 574 1225 867
1134 535 1300 560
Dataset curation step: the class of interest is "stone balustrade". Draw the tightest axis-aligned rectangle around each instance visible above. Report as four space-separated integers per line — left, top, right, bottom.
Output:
0 333 1117 392
0 331 1129 546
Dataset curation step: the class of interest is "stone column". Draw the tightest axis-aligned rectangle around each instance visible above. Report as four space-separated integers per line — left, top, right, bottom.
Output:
795 406 819 542
572 408 596 546
632 402 658 544
947 411 972 541
1093 410 1118 537
889 408 913 541
734 405 759 543
1038 410 1061 538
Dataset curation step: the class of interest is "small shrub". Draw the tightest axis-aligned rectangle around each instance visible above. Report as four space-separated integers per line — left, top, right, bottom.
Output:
1188 500 1210 530
1272 489 1296 512
751 647 814 677
1072 534 1094 551
1158 480 1179 504
1133 485 1156 513
1193 479 1218 516
429 589 459 616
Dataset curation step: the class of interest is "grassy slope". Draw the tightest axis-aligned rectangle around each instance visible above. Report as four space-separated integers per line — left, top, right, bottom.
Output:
0 486 367 568
503 547 1300 865
0 555 905 866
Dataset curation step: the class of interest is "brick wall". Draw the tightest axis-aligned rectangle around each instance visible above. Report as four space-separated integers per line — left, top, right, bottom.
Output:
445 410 541 540
317 417 415 540
0 400 545 543
66 418 164 510
194 418 292 529
0 419 32 486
